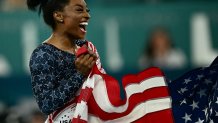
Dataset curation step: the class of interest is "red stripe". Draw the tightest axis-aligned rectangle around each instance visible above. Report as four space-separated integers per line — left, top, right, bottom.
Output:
122 67 165 87
88 87 170 120
72 117 87 123
102 68 167 107
102 74 126 106
77 87 93 103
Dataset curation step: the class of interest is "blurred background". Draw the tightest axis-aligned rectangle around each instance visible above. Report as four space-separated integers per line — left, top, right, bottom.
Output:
0 0 218 122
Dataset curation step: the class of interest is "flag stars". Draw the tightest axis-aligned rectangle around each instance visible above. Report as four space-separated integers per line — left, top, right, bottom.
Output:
189 101 199 110
193 84 198 89
180 99 187 105
209 119 214 123
184 78 192 84
209 70 216 74
197 74 204 80
179 87 188 94
195 118 204 123
182 113 192 123
197 89 206 98
205 79 213 85
215 111 218 116
210 108 213 114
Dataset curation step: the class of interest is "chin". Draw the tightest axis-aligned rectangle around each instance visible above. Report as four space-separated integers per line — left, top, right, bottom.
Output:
78 35 86 40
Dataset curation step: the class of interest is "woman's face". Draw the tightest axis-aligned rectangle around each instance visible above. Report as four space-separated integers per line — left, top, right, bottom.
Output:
61 0 90 40
151 32 170 51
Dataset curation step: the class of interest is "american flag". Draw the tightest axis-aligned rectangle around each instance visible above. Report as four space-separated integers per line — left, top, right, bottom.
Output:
47 42 218 123
169 56 218 123
47 43 174 123
47 65 174 123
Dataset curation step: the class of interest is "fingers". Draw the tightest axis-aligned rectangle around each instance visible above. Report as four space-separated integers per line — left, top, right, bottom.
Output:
77 54 96 66
75 50 97 77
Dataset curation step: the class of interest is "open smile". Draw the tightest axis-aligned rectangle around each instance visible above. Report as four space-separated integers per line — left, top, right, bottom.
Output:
79 22 88 33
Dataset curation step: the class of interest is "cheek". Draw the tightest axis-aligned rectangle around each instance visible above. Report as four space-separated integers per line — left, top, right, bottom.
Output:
64 21 78 32
64 14 77 24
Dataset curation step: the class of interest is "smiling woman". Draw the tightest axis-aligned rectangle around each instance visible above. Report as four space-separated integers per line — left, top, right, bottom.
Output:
27 0 105 122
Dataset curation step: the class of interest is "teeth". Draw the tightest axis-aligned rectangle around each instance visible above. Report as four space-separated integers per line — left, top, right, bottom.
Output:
80 22 88 26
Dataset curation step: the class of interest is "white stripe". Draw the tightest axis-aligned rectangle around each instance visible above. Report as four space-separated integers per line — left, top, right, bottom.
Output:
92 75 167 113
88 41 95 52
125 77 167 98
73 101 88 120
88 98 172 123
82 74 95 89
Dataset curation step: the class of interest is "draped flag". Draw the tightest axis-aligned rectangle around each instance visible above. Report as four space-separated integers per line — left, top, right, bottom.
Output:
47 63 174 123
46 43 174 123
168 56 218 123
46 41 218 123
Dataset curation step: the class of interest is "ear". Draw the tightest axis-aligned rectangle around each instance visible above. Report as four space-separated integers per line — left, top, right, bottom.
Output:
53 11 64 23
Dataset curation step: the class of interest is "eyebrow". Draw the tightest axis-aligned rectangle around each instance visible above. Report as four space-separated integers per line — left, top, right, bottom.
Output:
74 4 87 8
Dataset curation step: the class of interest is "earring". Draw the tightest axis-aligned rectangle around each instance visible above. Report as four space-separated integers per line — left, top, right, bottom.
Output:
59 19 64 23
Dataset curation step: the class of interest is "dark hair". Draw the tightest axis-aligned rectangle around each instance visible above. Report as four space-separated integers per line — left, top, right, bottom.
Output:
27 0 69 29
145 27 174 58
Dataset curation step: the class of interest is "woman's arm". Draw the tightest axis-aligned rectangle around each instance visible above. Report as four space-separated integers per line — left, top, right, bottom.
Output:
29 48 84 115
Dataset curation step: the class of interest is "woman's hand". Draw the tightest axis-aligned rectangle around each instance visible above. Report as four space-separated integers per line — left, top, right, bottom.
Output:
75 47 97 77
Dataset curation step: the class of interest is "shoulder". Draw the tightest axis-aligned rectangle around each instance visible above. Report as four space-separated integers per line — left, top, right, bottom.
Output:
30 44 56 65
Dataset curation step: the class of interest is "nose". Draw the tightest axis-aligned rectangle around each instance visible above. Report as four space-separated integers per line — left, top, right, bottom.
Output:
84 11 91 20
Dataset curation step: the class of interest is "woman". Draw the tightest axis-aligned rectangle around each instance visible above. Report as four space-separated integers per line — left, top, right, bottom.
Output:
138 27 187 69
27 1 173 123
28 0 105 118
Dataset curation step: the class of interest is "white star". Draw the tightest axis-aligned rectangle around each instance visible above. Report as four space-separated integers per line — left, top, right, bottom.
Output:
180 87 188 93
212 83 217 90
209 101 212 106
184 78 192 84
202 107 208 115
205 79 213 85
197 89 206 98
209 70 216 74
209 119 214 123
180 99 187 105
182 113 192 123
197 74 204 80
215 111 218 116
190 101 199 110
195 118 204 123
193 84 198 89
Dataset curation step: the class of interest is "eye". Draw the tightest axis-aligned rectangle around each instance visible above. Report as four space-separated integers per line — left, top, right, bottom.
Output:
76 8 83 12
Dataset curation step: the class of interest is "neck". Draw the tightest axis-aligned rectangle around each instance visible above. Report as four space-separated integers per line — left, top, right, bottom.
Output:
45 32 78 52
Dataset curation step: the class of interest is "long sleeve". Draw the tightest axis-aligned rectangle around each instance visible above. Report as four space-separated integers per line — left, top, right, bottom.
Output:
29 47 85 115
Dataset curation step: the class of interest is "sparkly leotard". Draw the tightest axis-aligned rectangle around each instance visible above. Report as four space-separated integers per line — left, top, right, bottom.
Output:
29 40 86 115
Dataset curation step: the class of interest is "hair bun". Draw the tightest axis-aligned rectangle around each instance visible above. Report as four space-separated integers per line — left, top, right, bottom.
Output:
27 0 49 11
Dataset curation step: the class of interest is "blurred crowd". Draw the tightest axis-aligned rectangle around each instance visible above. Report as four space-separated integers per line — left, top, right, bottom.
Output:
0 0 217 12
0 0 26 11
0 98 46 123
138 27 187 70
